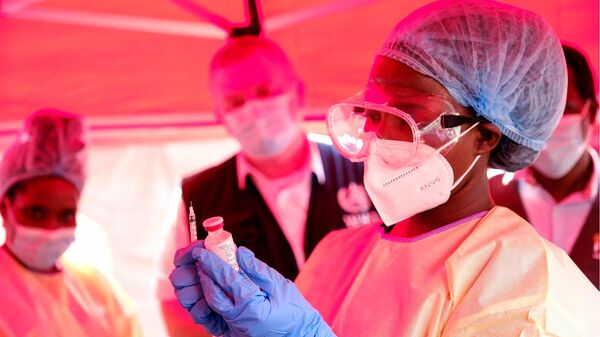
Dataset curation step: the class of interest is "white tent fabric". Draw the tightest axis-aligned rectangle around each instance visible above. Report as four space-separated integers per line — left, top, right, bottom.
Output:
1 0 598 124
0 1 598 336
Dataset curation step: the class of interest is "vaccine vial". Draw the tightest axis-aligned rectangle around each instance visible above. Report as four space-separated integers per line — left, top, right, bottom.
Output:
202 216 240 272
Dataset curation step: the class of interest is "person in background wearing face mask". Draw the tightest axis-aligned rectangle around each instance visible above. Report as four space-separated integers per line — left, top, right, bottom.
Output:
157 35 378 337
169 1 600 336
0 110 142 337
489 44 599 289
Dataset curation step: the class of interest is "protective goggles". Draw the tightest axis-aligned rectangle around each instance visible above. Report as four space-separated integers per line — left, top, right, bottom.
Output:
327 94 488 166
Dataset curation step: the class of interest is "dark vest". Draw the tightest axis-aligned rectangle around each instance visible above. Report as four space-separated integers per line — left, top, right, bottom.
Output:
489 175 599 289
182 142 377 281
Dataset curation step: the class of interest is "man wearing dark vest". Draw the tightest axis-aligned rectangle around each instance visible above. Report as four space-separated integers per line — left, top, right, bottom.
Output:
490 44 599 289
157 35 379 337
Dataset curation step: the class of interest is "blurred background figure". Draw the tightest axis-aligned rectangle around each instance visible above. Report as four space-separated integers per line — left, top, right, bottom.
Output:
0 110 142 336
489 43 599 288
156 3 378 336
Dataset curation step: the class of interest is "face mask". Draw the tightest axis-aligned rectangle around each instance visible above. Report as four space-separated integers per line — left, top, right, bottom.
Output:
223 92 301 158
533 113 589 179
364 125 480 226
5 211 75 271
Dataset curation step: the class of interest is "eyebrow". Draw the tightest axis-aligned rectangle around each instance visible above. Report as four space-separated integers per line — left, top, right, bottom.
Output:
23 204 47 210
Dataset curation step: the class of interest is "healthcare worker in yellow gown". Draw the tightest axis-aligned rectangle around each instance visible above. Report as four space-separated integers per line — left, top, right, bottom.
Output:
0 110 142 337
168 1 600 336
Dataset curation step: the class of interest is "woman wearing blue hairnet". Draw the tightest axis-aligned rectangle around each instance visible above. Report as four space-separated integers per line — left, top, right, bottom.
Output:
0 110 142 336
169 1 600 336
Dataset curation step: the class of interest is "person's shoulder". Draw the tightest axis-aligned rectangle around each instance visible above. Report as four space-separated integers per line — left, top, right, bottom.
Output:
314 223 379 252
448 207 546 279
62 259 138 310
0 248 27 279
445 207 600 335
296 224 380 288
469 206 540 244
61 258 108 285
58 259 120 304
454 206 596 290
182 155 237 191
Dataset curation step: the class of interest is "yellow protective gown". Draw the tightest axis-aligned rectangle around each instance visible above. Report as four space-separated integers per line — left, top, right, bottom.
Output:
0 247 142 337
295 207 600 336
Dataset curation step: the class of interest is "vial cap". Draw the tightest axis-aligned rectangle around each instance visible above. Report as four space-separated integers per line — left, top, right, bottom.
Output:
203 216 224 232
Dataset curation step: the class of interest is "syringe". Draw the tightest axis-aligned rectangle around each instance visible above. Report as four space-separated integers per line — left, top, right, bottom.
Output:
188 202 197 242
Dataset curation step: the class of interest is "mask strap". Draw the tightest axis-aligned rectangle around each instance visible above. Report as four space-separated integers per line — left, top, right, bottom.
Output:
437 121 483 190
436 121 481 154
451 154 481 189
3 200 18 239
580 98 593 142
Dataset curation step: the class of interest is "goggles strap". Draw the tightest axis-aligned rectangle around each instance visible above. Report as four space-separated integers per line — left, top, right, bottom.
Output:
436 121 481 154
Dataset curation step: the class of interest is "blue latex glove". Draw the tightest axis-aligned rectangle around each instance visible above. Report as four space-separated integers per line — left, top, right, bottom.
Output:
169 241 227 335
192 245 336 337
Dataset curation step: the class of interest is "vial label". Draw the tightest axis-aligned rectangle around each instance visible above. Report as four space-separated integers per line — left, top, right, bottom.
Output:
216 240 240 272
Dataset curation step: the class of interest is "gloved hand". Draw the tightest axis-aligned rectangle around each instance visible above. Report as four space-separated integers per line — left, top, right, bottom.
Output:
169 241 227 336
192 245 336 337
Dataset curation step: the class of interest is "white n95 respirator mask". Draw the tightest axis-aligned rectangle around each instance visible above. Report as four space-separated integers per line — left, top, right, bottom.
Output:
223 92 301 158
533 111 589 179
364 127 480 226
6 220 75 271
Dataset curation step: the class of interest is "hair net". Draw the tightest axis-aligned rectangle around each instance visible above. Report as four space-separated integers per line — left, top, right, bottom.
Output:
378 0 567 171
0 109 86 198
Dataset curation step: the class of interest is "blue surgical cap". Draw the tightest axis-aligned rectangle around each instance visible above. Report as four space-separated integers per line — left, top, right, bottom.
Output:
0 109 86 198
378 0 567 171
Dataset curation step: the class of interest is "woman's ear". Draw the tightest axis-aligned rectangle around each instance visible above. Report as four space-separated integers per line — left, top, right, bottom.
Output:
475 122 502 155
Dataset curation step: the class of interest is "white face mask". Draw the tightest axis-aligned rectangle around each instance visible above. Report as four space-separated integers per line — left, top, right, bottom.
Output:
364 126 480 226
223 92 301 158
533 113 589 179
5 209 75 271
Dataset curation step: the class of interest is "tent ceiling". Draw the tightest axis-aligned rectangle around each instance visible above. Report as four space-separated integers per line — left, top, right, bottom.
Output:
1 0 598 125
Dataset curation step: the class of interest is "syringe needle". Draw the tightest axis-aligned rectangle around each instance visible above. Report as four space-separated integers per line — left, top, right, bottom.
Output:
188 201 197 242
